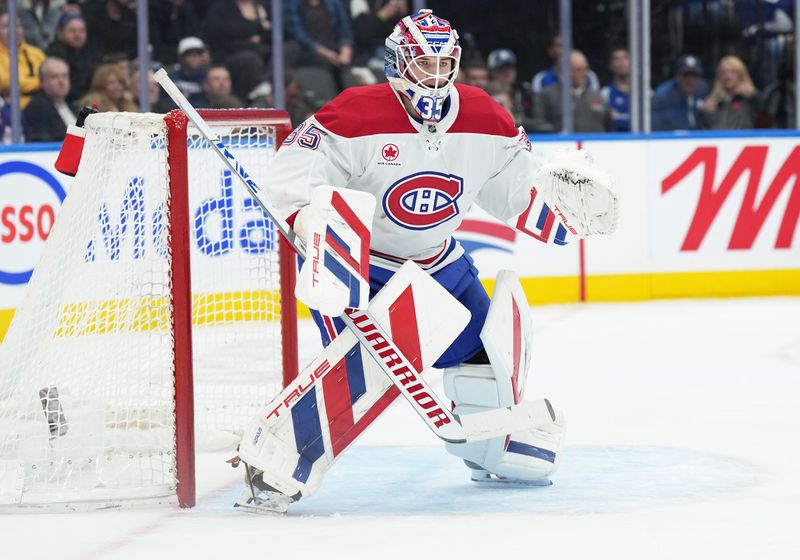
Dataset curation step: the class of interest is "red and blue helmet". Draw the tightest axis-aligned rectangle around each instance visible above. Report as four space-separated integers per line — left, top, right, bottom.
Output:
385 9 461 122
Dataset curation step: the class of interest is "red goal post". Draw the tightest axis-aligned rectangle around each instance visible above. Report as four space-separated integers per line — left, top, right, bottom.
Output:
167 109 298 507
0 109 298 510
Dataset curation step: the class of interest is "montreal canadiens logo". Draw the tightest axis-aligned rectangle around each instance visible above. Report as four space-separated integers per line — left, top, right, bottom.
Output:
381 143 399 161
383 171 464 230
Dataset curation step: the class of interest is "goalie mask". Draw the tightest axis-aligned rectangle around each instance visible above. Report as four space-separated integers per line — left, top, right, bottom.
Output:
385 9 461 123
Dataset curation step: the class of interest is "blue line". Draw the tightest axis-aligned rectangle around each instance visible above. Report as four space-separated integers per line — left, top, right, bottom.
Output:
0 143 61 153
506 440 556 463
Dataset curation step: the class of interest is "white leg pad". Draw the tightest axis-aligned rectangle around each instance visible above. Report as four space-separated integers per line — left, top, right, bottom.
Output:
443 364 566 483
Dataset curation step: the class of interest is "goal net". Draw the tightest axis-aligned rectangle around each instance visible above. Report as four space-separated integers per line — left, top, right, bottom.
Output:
0 109 297 510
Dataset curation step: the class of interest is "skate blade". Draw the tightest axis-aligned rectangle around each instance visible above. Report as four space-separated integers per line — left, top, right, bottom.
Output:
233 489 290 515
233 500 288 515
471 474 552 487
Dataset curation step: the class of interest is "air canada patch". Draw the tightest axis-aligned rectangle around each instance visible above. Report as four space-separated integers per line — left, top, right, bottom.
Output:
377 143 402 167
382 171 464 230
382 143 399 161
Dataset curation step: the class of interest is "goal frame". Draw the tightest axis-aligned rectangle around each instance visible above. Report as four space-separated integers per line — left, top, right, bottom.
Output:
165 109 297 508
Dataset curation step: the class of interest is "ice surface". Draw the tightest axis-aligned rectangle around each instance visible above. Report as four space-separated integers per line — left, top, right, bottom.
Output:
3 297 799 560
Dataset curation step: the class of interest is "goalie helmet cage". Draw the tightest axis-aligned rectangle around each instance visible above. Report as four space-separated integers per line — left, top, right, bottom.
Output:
0 109 298 511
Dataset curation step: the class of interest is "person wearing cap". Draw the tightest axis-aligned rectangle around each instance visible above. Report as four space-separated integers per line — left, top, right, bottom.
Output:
45 12 93 104
169 36 211 107
487 47 534 130
651 54 709 131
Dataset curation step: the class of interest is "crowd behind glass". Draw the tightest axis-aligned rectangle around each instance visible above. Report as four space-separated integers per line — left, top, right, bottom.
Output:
0 0 795 143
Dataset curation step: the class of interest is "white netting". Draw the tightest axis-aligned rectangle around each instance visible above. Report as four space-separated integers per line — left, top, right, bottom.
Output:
0 111 290 509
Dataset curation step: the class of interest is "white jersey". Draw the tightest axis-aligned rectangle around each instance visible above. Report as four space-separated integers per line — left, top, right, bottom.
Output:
267 83 565 272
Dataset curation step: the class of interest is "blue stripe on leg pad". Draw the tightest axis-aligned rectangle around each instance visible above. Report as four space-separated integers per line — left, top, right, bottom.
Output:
345 344 367 404
290 388 326 483
324 251 360 308
506 440 556 463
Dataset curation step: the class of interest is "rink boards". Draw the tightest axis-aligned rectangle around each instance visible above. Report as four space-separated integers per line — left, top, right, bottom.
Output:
1 131 799 339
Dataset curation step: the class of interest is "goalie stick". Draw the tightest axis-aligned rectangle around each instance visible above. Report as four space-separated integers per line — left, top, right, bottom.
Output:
154 69 555 443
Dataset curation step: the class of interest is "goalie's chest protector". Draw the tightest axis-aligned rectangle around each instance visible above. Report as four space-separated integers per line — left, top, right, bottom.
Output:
290 83 524 267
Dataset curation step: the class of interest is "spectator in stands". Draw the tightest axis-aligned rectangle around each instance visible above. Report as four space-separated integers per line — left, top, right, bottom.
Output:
84 0 138 60
600 47 631 132
349 0 407 70
487 47 534 130
45 13 93 104
19 0 69 49
0 10 47 109
130 68 174 113
283 72 316 126
486 81 515 121
0 97 13 143
285 0 355 92
78 62 138 112
531 33 599 95
758 51 795 129
247 79 273 108
651 55 709 131
202 0 271 103
168 37 210 107
464 56 489 90
198 64 242 108
203 0 271 62
531 50 611 133
23 57 75 142
149 0 201 66
701 55 759 130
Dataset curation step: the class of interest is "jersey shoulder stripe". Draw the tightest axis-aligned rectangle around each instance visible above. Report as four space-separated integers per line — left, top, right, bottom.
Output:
449 84 518 137
314 83 418 138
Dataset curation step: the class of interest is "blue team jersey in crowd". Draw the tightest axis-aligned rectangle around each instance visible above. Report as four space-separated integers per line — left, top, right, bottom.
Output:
531 67 600 94
600 83 631 132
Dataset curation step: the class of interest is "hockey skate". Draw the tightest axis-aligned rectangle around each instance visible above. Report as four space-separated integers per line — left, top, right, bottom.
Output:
231 459 295 515
466 461 552 487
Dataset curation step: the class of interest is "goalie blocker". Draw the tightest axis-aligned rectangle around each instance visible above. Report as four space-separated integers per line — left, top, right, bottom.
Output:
292 186 375 317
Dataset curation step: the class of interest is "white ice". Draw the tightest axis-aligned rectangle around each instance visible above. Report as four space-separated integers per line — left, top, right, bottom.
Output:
4 297 799 560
